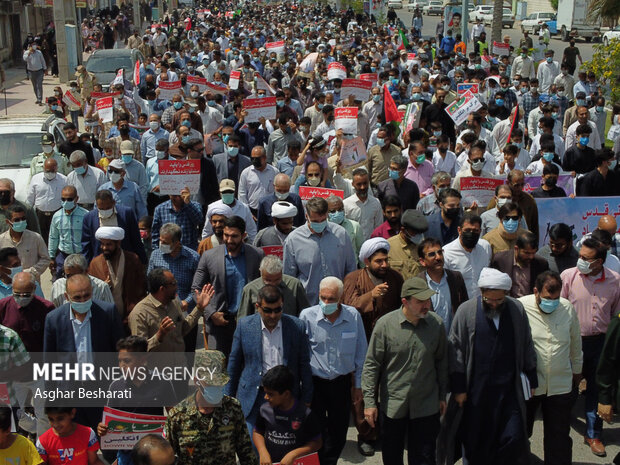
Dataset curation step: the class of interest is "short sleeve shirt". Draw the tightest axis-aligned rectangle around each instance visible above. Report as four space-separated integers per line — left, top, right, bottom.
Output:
0 434 43 465
254 401 321 462
36 425 99 465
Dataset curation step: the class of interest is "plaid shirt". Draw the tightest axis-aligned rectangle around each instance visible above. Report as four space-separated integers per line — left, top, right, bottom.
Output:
151 200 203 251
551 95 569 121
147 245 200 304
0 324 30 406
501 88 518 110
521 92 540 127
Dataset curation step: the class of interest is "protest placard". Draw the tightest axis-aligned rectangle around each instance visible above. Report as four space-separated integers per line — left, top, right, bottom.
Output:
457 83 479 95
228 70 241 90
134 61 140 86
95 96 114 123
63 90 82 111
298 186 344 200
300 53 319 73
327 62 347 81
334 107 358 134
359 73 378 86
402 102 422 132
187 75 207 92
524 174 575 197
445 90 482 126
261 246 283 260
274 453 320 465
101 407 166 450
158 160 201 195
341 79 372 102
492 41 510 56
0 384 9 405
266 40 285 54
90 91 120 99
255 73 276 94
112 68 124 86
340 137 367 167
205 82 228 95
243 97 277 123
158 81 182 100
459 177 505 207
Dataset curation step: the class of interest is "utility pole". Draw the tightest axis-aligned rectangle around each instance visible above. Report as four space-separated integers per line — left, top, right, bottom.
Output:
133 0 142 32
53 0 81 84
461 0 469 44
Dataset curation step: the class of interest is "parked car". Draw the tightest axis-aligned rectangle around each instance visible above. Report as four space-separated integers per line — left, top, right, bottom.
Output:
470 5 493 22
603 24 620 46
85 48 145 92
389 0 404 9
520 12 556 34
423 0 443 15
407 0 428 11
481 7 515 28
0 115 66 202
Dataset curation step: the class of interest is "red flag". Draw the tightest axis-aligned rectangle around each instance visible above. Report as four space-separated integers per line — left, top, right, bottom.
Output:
134 60 140 86
383 84 400 123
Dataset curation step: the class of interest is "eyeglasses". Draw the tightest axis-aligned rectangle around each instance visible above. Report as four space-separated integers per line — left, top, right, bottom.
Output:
13 293 32 298
260 306 283 315
504 215 520 221
425 249 444 258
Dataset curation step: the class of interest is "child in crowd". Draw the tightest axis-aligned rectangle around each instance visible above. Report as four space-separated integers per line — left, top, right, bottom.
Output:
0 407 42 465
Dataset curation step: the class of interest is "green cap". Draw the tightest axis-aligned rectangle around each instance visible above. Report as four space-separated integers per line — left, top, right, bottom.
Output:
194 349 230 386
401 277 436 300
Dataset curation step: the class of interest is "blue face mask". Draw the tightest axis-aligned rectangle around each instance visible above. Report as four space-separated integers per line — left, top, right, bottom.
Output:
317 103 324 110
412 93 421 101
502 218 519 233
276 100 285 107
371 66 376 72
181 120 191 128
75 165 86 175
546 56 553 63
221 193 235 205
514 142 523 149
372 95 381 103
596 106 604 113
201 385 224 405
391 78 399 85
207 100 216 107
310 220 328 233
542 152 554 162
496 99 504 106
182 135 192 145
173 101 184 110
577 99 586 106
62 200 75 210
222 134 230 144
388 169 400 180
376 137 385 147
11 220 27 233
416 154 426 164
328 210 344 224
433 131 442 137
538 297 559 314
227 146 239 157
71 298 92 314
319 299 339 315
121 154 133 165
579 137 589 146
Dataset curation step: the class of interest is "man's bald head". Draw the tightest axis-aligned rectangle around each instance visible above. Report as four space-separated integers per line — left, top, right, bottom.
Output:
12 272 35 294
44 158 58 171
598 215 618 236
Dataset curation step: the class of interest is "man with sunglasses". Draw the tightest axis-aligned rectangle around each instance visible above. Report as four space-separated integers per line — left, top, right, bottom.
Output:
99 159 148 221
225 284 312 436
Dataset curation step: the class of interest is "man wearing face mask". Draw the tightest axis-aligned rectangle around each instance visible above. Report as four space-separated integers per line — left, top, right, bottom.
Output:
283 197 357 305
59 123 95 166
305 93 327 134
451 142 495 191
169 111 203 147
366 126 402 187
140 114 170 161
213 134 252 191
99 159 148 221
426 188 462 247
565 105 602 151
560 238 620 457
480 185 526 235
29 134 70 182
511 47 535 81
341 168 383 241
420 89 456 145
145 139 170 214
238 147 278 218
66 151 106 211
172 102 203 135
0 248 45 299
26 158 67 244
386 209 429 280
444 267 537 465
404 141 435 196
161 94 184 132
256 174 305 230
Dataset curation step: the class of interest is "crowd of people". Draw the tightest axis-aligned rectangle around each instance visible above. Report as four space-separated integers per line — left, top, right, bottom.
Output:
6 0 620 465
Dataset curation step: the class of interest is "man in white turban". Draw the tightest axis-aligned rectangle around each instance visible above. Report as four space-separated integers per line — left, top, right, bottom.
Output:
358 237 390 263
254 201 298 248
197 203 234 254
441 266 538 465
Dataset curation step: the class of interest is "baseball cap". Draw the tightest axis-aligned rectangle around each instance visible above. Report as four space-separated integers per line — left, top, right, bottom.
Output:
193 350 230 386
401 209 429 233
108 159 126 170
401 277 437 300
219 179 235 193
41 134 54 145
120 140 134 154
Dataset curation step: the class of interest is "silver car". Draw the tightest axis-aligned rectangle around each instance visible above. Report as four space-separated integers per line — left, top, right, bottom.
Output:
85 48 145 92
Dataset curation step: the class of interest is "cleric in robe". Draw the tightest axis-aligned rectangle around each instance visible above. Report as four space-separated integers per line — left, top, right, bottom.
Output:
439 267 538 465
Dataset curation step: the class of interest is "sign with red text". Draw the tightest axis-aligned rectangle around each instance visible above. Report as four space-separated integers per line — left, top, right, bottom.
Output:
112 68 124 86
158 80 182 100
101 407 166 450
327 62 347 81
334 107 358 134
445 90 482 126
459 176 505 207
255 72 276 94
158 159 201 195
266 40 285 54
261 246 284 260
492 41 510 56
359 73 378 87
341 78 372 102
340 136 367 167
95 96 114 123
298 186 344 200
90 91 121 99
274 453 320 465
242 97 277 123
228 70 241 90
457 83 479 95
63 90 82 110
187 75 207 92
205 82 228 95
0 384 9 405
134 60 141 86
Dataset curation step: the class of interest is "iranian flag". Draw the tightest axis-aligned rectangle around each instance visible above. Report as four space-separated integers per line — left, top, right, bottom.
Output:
397 29 409 50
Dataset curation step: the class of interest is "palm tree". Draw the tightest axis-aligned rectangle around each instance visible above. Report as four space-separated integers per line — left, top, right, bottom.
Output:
491 0 504 43
588 0 620 25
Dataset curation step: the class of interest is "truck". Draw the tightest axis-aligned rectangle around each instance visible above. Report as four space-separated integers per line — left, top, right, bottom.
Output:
556 0 601 42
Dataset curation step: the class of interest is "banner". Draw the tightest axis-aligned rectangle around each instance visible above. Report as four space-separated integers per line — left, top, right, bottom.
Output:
492 41 511 56
187 75 207 92
158 159 201 195
402 102 422 132
327 62 347 81
112 68 124 86
459 176 505 208
243 97 277 123
457 83 479 95
359 73 378 87
63 90 82 111
536 196 620 246
205 82 228 96
274 453 320 465
101 407 166 450
261 245 283 260
340 136 367 167
300 53 319 73
228 70 241 90
298 186 345 200
334 107 358 134
524 175 575 197
340 79 372 102
255 73 276 95
90 91 120 99
95 96 114 123
445 90 482 126
265 40 285 55
158 81 182 100
134 60 141 86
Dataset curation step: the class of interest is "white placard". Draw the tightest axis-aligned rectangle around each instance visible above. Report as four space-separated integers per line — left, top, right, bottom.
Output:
243 96 277 123
327 62 347 81
158 80 182 100
340 78 372 102
334 107 358 135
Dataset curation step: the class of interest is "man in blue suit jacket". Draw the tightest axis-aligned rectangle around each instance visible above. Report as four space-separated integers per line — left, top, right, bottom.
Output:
425 188 462 246
81 189 147 264
212 134 251 193
225 284 313 434
256 174 305 230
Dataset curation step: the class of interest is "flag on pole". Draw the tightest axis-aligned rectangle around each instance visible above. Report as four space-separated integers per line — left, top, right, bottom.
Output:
397 29 409 50
383 84 400 123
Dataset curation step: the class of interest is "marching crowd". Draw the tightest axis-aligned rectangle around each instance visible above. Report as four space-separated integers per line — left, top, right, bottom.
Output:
6 1 620 465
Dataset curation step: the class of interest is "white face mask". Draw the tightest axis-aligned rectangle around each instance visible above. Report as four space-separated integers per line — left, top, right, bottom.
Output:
109 172 122 183
44 171 56 181
99 208 114 219
42 145 53 154
497 198 511 208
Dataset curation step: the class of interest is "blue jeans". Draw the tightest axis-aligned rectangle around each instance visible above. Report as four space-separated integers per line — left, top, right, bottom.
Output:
582 334 605 439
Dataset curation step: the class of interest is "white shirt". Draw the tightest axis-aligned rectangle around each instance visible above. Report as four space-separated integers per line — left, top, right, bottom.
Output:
238 164 278 209
510 55 535 80
537 60 560 93
343 194 383 240
66 166 107 204
201 199 257 242
152 32 168 47
432 149 457 177
443 236 492 299
26 172 67 211
529 133 566 162
200 107 224 135
22 49 47 72
525 160 563 176
261 319 283 373
565 120 601 151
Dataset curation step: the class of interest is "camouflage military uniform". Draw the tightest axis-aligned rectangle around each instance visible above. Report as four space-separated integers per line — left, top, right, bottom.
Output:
165 393 256 465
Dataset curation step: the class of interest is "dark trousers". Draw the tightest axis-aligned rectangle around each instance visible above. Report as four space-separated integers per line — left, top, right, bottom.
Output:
36 208 58 245
147 193 168 216
311 375 352 465
526 390 576 465
381 412 440 465
53 250 70 279
582 334 605 439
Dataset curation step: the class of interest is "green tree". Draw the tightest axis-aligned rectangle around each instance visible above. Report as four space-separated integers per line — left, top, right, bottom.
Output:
491 0 504 43
588 0 620 24
582 38 620 103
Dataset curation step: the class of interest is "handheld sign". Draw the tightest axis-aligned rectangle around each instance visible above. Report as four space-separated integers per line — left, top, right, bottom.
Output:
158 81 182 100
445 90 482 126
341 78 372 102
327 62 347 81
334 107 358 134
243 97 277 123
457 83 479 95
340 136 367 167
187 75 207 92
95 96 114 123
158 160 201 195
228 70 241 90
298 186 344 200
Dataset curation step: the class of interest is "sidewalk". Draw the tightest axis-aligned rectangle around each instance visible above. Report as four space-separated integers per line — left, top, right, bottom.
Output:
0 64 62 117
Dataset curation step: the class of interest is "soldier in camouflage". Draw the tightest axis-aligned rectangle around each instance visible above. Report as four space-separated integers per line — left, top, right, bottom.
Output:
165 349 256 465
